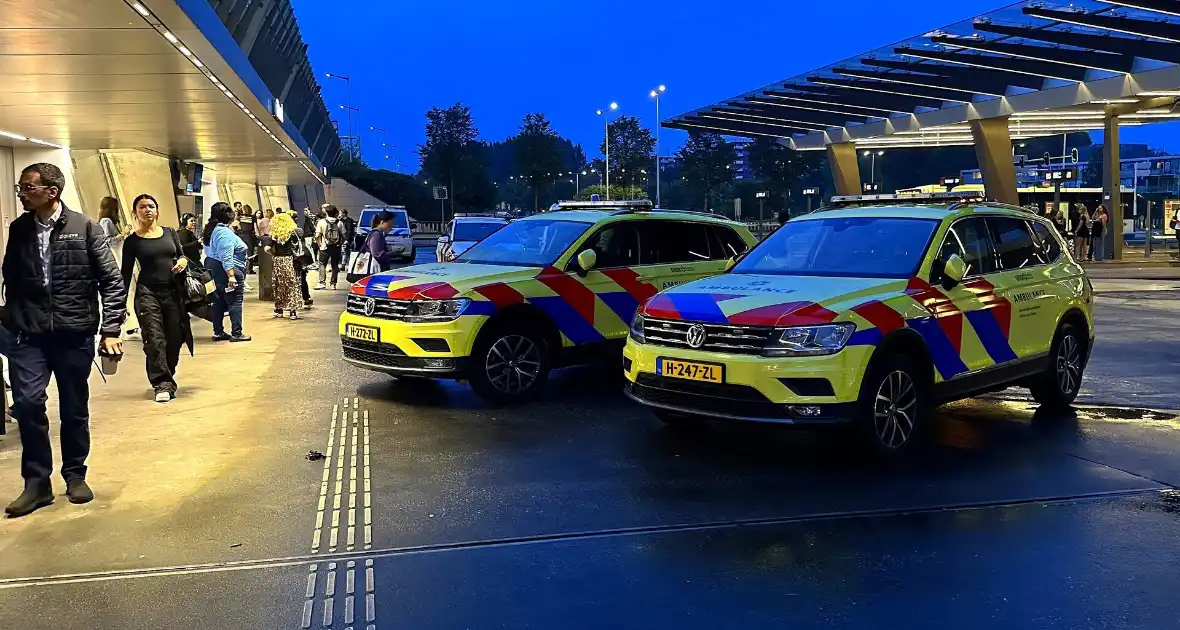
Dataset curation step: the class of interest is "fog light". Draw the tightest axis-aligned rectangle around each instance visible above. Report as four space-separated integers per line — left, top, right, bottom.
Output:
789 405 822 417
422 359 453 369
622 356 633 373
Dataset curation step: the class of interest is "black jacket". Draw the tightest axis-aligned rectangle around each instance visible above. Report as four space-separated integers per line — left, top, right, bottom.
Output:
2 204 127 336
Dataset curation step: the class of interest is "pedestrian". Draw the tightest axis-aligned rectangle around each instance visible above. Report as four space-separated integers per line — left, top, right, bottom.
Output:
315 205 345 290
264 212 306 320
1052 207 1068 235
121 194 194 403
776 210 790 226
202 202 251 342
1072 203 1091 260
1090 205 1108 261
178 212 203 265
237 204 258 275
365 210 399 272
97 196 124 250
302 208 319 263
2 163 126 517
258 208 273 238
341 208 358 253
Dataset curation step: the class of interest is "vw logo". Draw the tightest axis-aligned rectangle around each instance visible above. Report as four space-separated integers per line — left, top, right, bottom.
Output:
686 324 707 349
363 297 376 317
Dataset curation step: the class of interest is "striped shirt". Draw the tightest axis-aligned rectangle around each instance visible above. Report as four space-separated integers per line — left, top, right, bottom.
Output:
206 224 247 272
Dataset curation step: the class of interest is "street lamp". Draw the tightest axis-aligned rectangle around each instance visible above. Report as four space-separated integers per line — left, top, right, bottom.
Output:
862 150 885 185
597 102 619 200
340 104 361 160
325 73 355 160
650 85 666 207
370 125 392 168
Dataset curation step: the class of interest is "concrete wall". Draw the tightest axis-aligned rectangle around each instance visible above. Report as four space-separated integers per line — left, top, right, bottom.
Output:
103 150 180 229
259 185 290 213
0 146 15 254
324 178 390 215
288 183 325 216
70 150 115 219
225 183 262 212
11 146 84 213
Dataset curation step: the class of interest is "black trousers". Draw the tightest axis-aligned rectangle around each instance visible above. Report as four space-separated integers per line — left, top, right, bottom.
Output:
9 332 95 483
318 246 342 287
136 283 184 392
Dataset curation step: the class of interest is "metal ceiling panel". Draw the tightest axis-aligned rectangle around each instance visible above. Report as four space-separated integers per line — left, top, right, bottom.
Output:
859 57 1049 90
974 20 1180 65
1 73 224 94
0 0 151 28
929 35 1134 74
0 29 168 55
1023 5 1180 41
0 54 203 76
894 46 1090 82
0 89 226 106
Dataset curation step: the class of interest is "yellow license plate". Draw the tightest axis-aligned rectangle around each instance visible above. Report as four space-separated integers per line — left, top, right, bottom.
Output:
658 358 723 383
345 325 380 342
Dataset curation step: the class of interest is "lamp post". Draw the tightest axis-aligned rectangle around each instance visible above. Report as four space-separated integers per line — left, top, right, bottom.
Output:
340 104 361 160
650 85 665 207
325 73 354 160
597 103 619 200
578 170 586 193
862 149 885 185
370 125 392 168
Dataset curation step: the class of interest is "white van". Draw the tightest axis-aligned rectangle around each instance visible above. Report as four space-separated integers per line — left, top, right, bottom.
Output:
357 206 414 262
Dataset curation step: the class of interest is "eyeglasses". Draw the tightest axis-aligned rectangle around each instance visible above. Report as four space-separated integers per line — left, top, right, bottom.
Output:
14 184 50 194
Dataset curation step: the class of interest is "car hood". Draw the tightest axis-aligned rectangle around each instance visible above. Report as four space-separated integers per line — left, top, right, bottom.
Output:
643 273 911 327
351 263 540 299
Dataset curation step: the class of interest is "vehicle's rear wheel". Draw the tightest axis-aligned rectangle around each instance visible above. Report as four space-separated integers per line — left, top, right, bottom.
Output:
856 354 927 456
1030 322 1085 409
468 326 551 404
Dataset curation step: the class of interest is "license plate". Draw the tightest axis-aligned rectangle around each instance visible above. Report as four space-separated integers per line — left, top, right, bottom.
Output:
657 358 723 383
345 325 380 342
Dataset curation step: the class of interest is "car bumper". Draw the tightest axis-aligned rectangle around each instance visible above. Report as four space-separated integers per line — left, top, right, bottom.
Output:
622 340 872 424
338 312 483 377
387 238 414 257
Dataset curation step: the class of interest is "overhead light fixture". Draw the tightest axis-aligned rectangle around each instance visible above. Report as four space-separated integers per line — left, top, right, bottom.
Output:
764 93 905 115
178 46 191 57
834 69 1004 97
703 112 828 131
0 130 27 141
1139 91 1180 97
810 78 970 104
752 97 889 119
671 122 786 139
131 2 150 16
1093 99 1139 104
28 138 67 149
162 31 178 43
898 50 1078 83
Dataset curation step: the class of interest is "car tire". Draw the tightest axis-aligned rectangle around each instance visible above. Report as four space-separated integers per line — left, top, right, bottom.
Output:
1030 322 1085 409
855 353 928 457
402 247 416 263
468 325 551 404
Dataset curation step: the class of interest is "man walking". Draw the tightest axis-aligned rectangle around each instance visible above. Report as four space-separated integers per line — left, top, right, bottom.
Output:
340 208 358 257
315 205 345 290
2 163 126 517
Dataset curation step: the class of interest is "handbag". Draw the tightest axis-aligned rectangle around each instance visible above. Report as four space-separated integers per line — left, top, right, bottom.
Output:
347 250 380 277
291 235 314 267
181 264 213 305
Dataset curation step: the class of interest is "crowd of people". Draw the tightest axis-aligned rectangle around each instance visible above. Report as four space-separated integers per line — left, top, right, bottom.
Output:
0 161 402 518
1033 202 1109 262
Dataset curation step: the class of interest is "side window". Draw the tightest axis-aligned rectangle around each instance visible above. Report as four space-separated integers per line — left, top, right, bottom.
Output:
986 217 1038 271
709 226 750 259
579 223 640 269
1029 221 1063 264
938 217 996 276
638 221 713 264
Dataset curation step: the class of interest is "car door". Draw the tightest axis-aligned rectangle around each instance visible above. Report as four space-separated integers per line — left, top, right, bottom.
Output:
562 221 645 342
985 216 1058 358
929 216 1002 376
437 220 454 261
635 220 732 291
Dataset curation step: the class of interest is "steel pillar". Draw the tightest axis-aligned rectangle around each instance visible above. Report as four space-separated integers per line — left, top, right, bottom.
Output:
826 142 862 196
969 117 1019 206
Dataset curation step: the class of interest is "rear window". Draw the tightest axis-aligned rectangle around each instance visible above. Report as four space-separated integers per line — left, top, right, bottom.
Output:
359 209 409 230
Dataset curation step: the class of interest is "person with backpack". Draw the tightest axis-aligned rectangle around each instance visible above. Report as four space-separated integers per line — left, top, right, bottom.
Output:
315 204 345 290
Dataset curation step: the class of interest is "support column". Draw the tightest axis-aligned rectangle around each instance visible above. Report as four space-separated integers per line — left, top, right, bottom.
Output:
969 117 1019 206
1103 112 1123 261
826 142 862 196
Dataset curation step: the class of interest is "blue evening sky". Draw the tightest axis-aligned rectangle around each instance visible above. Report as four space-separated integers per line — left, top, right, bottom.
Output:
290 0 1180 171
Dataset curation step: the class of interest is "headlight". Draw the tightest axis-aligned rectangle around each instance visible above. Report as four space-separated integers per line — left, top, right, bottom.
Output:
629 312 645 344
404 298 471 323
762 323 855 357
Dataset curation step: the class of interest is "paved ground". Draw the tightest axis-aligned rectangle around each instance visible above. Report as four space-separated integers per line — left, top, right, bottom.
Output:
0 259 1178 629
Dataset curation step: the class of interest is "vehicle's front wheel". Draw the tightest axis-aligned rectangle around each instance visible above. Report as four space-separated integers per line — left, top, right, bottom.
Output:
1030 322 1085 408
468 326 551 404
856 354 927 456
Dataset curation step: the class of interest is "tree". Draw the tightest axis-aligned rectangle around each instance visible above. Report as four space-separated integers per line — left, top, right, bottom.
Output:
418 103 491 218
599 115 656 183
512 113 564 212
746 137 820 215
676 131 735 211
330 160 435 220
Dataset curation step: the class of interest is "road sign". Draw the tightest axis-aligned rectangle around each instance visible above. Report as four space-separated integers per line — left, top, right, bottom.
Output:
802 187 819 196
433 186 448 200
863 183 882 193
755 191 769 199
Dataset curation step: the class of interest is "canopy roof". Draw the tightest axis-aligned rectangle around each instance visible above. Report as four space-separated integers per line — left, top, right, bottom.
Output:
665 0 1180 150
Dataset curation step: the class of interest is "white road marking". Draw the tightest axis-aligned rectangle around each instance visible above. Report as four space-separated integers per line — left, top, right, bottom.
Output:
300 600 313 629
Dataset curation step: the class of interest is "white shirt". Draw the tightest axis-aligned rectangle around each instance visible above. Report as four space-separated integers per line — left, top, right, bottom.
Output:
35 203 63 288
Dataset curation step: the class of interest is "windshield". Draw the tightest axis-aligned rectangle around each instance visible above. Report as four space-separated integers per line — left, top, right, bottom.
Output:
733 216 940 278
455 219 590 267
454 221 506 242
359 209 409 230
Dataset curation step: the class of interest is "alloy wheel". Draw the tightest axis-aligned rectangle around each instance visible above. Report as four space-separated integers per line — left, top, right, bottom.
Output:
485 335 542 394
873 370 917 449
1056 334 1082 396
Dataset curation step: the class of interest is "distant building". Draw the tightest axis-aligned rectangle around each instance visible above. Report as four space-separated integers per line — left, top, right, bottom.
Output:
732 141 755 181
960 152 1180 195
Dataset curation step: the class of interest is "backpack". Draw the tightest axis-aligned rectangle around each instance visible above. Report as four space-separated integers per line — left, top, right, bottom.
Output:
324 218 343 246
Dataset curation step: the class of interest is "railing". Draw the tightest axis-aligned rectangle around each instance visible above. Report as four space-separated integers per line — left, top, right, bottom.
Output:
411 222 444 237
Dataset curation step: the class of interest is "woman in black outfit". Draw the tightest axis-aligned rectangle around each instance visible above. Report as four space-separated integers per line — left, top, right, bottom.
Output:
121 194 195 403
178 212 203 265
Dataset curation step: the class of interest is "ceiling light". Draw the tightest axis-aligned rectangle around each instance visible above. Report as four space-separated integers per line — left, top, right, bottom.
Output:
898 50 1077 83
703 112 828 131
0 130 27 141
671 122 787 138
163 31 178 44
132 2 150 16
28 138 67 149
810 78 970 104
192 58 203 68
1094 99 1139 104
1139 91 1180 97
178 46 191 57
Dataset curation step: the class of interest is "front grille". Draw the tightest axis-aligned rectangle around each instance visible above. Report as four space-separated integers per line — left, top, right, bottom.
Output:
643 317 775 356
346 294 411 321
631 373 788 418
341 337 418 369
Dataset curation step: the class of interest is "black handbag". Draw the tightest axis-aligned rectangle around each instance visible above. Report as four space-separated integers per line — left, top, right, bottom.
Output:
291 235 314 267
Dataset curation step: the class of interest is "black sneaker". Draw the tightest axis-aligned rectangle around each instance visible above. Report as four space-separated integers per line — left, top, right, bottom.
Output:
66 478 94 505
5 481 53 517
212 333 232 342
230 334 252 342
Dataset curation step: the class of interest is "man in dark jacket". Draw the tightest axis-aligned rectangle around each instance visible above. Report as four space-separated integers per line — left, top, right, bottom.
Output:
2 163 126 517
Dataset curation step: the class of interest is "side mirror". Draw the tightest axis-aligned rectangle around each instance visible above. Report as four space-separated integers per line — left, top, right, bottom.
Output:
438 235 450 244
941 254 967 288
724 250 748 272
576 249 597 276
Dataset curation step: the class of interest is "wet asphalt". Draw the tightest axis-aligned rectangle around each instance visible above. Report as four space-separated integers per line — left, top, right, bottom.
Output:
1 253 1178 629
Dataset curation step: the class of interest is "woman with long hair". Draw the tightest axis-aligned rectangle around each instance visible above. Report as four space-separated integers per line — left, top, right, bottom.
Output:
1073 203 1091 260
203 202 251 342
259 208 274 238
1090 204 1109 261
121 194 195 402
178 212 202 265
264 212 305 320
98 196 124 249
